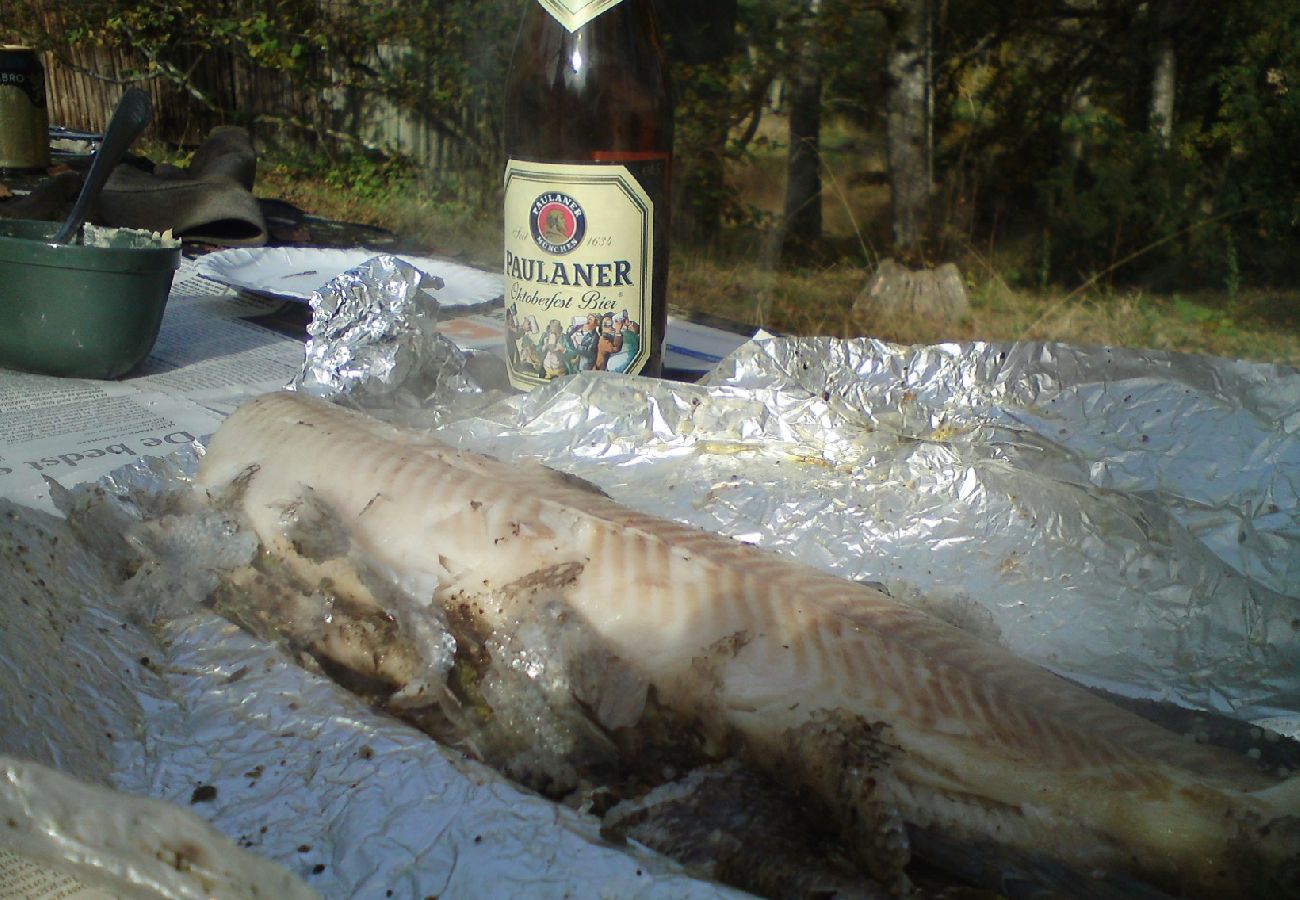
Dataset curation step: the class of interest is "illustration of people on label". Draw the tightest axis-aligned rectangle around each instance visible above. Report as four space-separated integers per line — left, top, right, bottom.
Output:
509 307 643 379
595 317 615 370
588 309 641 373
541 318 575 379
568 313 601 371
606 318 641 373
511 314 541 374
505 304 520 369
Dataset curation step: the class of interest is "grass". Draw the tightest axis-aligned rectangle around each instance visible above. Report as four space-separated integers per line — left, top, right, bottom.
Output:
250 140 1300 369
669 255 1300 366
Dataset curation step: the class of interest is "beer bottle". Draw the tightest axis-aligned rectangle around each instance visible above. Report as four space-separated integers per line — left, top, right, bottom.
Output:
0 47 51 174
503 0 673 390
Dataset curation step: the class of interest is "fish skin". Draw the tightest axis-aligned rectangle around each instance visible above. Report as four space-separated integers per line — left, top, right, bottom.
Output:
198 392 1300 898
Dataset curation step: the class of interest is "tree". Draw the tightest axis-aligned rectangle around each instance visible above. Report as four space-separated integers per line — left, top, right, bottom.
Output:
12 0 517 202
884 0 932 260
1147 0 1180 149
780 0 823 262
664 0 787 245
15 0 1300 286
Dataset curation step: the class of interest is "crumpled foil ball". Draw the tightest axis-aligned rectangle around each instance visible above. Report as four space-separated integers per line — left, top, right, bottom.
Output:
291 255 506 423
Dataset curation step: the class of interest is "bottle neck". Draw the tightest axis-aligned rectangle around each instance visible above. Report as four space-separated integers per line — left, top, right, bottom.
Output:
506 0 671 160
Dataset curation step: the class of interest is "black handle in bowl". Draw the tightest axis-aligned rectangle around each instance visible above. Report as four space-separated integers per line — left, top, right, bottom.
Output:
52 87 154 245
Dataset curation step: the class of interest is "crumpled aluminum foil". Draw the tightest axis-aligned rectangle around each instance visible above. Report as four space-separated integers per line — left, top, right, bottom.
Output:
1 754 318 900
292 255 509 424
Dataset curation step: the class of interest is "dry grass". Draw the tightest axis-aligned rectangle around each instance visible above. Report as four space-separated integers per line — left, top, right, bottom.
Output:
668 254 1300 366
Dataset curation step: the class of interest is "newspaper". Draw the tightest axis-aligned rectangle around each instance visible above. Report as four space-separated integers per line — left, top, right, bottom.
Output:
0 260 753 512
0 848 114 900
0 272 301 511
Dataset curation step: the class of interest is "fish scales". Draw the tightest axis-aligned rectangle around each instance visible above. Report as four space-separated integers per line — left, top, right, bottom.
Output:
199 392 1300 898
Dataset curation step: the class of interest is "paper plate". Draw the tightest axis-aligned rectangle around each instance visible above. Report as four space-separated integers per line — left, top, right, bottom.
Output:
194 247 504 309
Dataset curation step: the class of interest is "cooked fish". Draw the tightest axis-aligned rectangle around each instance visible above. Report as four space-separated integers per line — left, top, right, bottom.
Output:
198 391 1300 898
601 760 896 899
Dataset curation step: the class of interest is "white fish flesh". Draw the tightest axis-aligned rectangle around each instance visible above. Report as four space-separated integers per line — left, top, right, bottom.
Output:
197 391 1300 898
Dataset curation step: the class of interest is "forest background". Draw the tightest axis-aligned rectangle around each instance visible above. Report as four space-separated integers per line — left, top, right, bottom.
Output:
8 0 1300 364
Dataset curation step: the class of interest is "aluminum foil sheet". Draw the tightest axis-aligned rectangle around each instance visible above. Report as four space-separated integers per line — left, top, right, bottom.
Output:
4 253 1297 897
1 754 317 900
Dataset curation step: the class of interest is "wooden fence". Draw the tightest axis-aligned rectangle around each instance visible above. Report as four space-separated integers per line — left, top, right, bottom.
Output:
29 9 473 173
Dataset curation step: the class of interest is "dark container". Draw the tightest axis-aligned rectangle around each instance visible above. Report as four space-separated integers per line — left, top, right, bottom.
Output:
0 219 181 379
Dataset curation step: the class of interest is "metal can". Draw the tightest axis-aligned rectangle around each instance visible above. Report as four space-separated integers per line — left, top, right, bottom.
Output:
0 46 50 173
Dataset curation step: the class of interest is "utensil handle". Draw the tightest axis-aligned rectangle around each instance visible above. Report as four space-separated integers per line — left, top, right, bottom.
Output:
52 87 153 245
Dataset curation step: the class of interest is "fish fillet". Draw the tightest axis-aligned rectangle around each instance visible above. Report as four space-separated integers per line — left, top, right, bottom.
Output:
198 391 1300 898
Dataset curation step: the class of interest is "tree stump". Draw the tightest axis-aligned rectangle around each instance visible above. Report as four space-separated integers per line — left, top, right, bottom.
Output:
853 259 970 323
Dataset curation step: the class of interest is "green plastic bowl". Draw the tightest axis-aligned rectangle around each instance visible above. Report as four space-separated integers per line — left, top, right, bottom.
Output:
0 218 181 379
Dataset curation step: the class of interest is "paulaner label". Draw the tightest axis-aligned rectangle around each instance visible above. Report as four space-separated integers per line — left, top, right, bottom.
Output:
535 0 625 32
503 159 655 390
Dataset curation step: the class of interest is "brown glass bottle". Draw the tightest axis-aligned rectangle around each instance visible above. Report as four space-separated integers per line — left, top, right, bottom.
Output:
502 0 673 390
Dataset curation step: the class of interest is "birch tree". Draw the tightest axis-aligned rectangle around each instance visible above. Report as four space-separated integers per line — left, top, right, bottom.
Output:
1148 0 1180 149
885 0 931 259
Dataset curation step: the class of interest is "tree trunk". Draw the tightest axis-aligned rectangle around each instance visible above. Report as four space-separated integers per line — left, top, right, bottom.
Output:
1149 0 1177 149
781 0 822 263
885 0 932 261
853 258 969 324
1067 79 1091 166
672 72 730 247
659 0 737 247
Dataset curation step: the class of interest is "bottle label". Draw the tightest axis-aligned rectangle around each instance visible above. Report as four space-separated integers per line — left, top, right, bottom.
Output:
504 157 661 390
535 0 626 32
